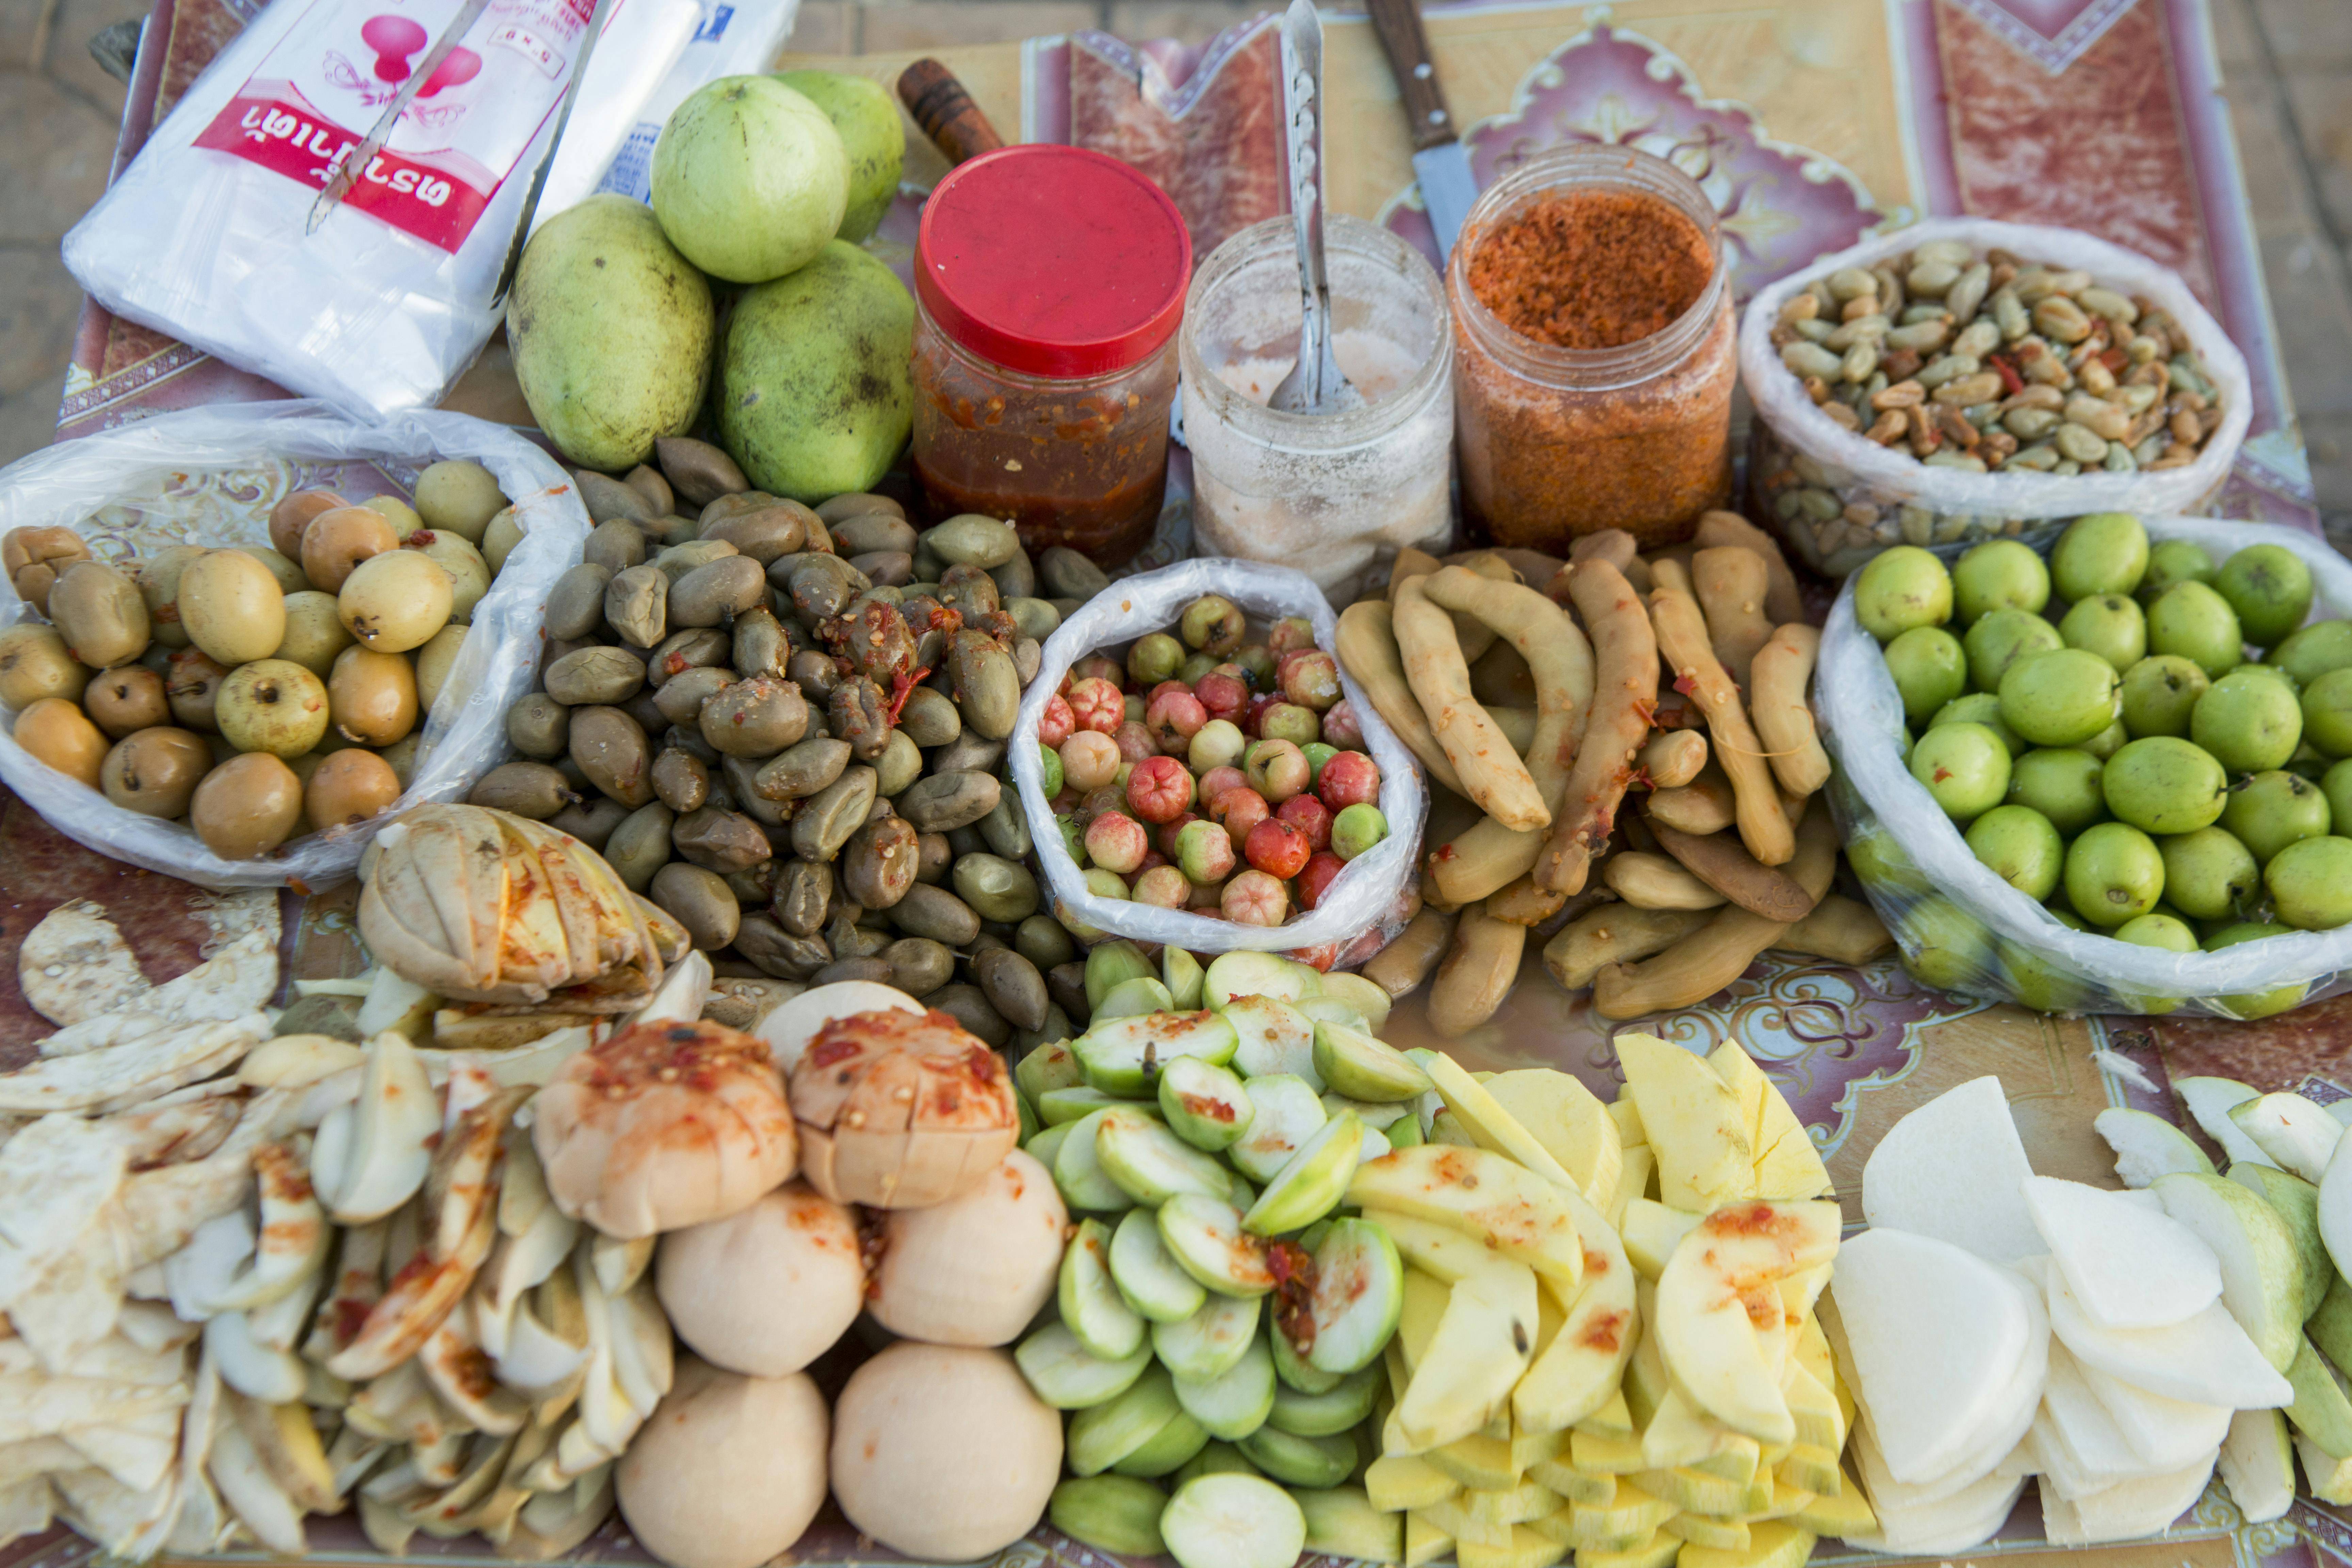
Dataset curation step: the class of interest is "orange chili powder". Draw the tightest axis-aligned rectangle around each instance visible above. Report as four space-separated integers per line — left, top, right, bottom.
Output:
1466 189 1712 349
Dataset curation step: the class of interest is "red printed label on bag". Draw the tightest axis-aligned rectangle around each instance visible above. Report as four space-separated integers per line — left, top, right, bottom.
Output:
193 0 601 252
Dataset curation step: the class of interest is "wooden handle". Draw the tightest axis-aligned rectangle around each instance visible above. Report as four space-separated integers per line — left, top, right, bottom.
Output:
897 58 1004 166
1364 0 1456 152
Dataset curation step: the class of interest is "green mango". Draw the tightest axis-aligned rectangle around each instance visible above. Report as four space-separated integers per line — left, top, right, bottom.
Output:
717 240 914 502
776 69 905 242
509 195 713 471
651 75 846 283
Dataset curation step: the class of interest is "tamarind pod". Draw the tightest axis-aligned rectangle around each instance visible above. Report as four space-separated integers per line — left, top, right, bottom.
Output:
1750 624 1832 797
1394 576 1548 832
1648 584 1794 867
1335 600 1466 796
1534 561 1656 895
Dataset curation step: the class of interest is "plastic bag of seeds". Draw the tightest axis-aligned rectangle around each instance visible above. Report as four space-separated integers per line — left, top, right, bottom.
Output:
1817 513 2352 1019
0 400 587 889
1008 560 1427 958
1739 218 2251 578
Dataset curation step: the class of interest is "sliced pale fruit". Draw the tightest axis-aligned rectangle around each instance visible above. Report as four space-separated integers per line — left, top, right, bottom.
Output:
1624 1282 1670 1428
1526 1456 1615 1504
1039 1084 1140 1125
2094 1107 2215 1189
1157 1195 1275 1298
2217 1408 2294 1524
1615 1033 1752 1214
1160 1471 1305 1568
1227 1074 1329 1184
1068 1366 1184 1476
1268 1365 1382 1437
1220 995 1320 1086
1016 1038 1083 1103
1272 1312 1344 1395
1236 1424 1356 1488
1016 1320 1154 1409
1203 950 1323 1009
2175 1076 2274 1167
1366 1208 1518 1285
1157 1056 1254 1153
1076 1011 1240 1096
1828 1227 2035 1485
1097 976 1176 1020
1750 1120 1833 1204
1577 1389 1636 1441
1404 1511 1452 1568
1563 1477 1672 1542
1112 1409 1209 1478
1061 1217 1148 1360
1421 1430 1526 1490
2152 1171 2303 1370
1398 1266 1449 1373
1571 1430 1647 1475
1412 1051 1577 1188
2035 1341 2161 1500
1679 1518 1814 1568
2319 1133 2352 1287
1415 1496 1514 1549
1109 1206 1208 1324
2024 1174 2223 1330
1348 1144 1586 1288
1661 1514 1748 1550
1049 1474 1168 1557
1171 1333 1276 1441
1789 1471 1876 1539
1513 1185 1637 1434
1161 944 1205 1010
1152 1291 1261 1382
1024 1120 1072 1174
1457 1525 1571 1568
1484 1069 1624 1211
1096 1107 1242 1208
1655 1200 1840 1444
1054 1107 1138 1214
1460 1479 1561 1530
2040 1257 2292 1408
1571 1533 1677 1568
2228 1163 2329 1321
1393 1260 1538 1452
1610 1145 1655 1230
1858 1076 2038 1263
1368 1453 1459 1512
1619 1198 1702 1281
2315 1275 2352 1374
1846 1424 2025 1554
1775 1440 1840 1496
1327 1093 1412 1131
2286 1336 2352 1457
2302 1430 2352 1505
1242 1110 1362 1236
1294 1484 1403 1564
1311 1021 1430 1102
1635 1465 1768 1516
1640 1388 1761 1481
1301 1215 1404 1375
2232 1092 2346 1183
1315 970 1392 1030
1708 1041 1772 1162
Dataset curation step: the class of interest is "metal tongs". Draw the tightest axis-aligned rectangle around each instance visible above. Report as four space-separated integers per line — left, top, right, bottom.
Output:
1267 0 1365 416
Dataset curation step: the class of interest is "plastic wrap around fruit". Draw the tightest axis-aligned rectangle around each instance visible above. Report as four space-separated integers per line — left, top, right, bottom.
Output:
1819 514 2352 1018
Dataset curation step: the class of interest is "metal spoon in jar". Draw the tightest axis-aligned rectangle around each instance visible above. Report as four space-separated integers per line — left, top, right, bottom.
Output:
1268 0 1366 416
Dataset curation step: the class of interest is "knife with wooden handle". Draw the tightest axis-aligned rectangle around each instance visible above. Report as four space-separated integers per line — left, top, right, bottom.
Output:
1364 0 1476 263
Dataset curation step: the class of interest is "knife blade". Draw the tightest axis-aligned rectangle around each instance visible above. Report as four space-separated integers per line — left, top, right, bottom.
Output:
492 0 624 301
1365 0 1476 263
307 0 494 235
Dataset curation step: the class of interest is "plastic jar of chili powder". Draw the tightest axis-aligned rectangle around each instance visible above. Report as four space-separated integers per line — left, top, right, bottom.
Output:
910 145 1193 567
1448 145 1735 550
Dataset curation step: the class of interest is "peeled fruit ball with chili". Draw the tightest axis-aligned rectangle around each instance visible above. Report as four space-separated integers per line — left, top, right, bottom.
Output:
657 1181 863 1377
866 1150 1068 1347
786 1005 1019 1209
337 549 451 653
191 751 304 859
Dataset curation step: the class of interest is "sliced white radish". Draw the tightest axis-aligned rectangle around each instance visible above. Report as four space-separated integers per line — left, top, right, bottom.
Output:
2040 1262 2291 1409
2022 1176 2222 1330
1829 1227 2034 1485
2068 1352 2231 1471
1860 1077 2040 1263
2035 1452 2216 1544
2217 1408 2294 1524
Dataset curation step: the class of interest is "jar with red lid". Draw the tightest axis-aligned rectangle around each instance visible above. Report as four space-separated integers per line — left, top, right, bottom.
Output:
911 145 1193 567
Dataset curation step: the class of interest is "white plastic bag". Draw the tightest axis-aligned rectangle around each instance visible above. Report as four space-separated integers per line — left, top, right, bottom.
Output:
580 0 802 210
1739 219 2252 577
62 0 676 419
1818 515 2352 1018
1007 561 1426 957
0 400 587 890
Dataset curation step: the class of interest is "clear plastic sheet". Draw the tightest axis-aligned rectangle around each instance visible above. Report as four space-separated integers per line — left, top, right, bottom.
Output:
1007 560 1426 957
1738 219 2252 577
0 401 588 890
1817 515 2352 1017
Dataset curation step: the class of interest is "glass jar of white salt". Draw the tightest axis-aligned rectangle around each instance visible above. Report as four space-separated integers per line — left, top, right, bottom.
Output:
1178 214 1453 601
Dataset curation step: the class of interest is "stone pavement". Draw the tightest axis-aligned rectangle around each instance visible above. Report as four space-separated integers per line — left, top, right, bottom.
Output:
1 0 2349 538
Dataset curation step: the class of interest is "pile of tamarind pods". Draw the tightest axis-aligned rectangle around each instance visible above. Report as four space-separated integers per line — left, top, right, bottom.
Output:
1334 510 1896 1028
